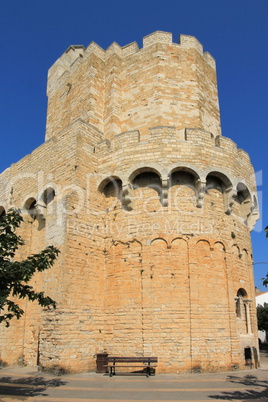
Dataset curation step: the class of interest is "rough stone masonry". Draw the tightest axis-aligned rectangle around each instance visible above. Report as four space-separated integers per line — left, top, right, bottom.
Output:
0 31 260 373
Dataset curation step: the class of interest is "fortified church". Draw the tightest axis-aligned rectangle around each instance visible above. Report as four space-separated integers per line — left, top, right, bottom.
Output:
0 32 260 373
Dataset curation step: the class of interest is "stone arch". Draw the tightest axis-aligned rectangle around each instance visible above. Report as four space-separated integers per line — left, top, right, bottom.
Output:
213 241 226 252
196 239 211 267
24 197 37 219
98 176 123 210
167 163 202 181
196 239 211 248
98 175 123 193
168 167 198 212
129 168 162 212
127 163 164 183
168 169 197 191
237 287 248 298
231 244 241 257
204 171 232 214
170 237 189 286
236 288 247 319
151 237 168 248
131 171 161 193
171 236 188 246
241 248 249 260
204 168 234 187
205 171 232 193
234 182 252 221
235 288 252 335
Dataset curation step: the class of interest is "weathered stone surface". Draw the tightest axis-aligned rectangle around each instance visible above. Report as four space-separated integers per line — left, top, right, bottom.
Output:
0 32 259 373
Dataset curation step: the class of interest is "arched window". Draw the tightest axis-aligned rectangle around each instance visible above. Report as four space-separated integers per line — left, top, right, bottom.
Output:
131 171 162 211
132 171 161 194
98 176 123 210
235 288 252 334
24 198 37 219
236 288 247 318
102 178 122 199
168 170 196 191
235 182 252 220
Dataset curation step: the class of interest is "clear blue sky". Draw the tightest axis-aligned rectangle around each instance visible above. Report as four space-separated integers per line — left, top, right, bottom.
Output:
1 0 267 289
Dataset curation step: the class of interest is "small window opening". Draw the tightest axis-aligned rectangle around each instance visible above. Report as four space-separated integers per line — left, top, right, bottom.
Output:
236 288 247 318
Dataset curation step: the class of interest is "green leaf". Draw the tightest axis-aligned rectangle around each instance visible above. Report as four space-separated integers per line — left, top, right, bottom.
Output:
0 209 59 326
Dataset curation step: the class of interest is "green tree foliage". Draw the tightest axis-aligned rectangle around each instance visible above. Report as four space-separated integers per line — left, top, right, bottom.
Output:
257 303 268 332
0 209 59 327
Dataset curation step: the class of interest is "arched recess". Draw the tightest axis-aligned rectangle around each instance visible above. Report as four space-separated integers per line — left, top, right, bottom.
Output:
168 167 198 212
241 248 249 261
170 237 189 287
231 244 241 257
235 288 252 334
24 197 37 220
234 182 252 222
129 168 162 212
128 164 163 183
151 237 168 248
196 239 211 261
236 288 247 318
194 238 232 364
149 236 190 359
98 176 123 210
204 171 232 213
149 238 168 279
105 240 143 350
0 206 6 217
214 241 226 252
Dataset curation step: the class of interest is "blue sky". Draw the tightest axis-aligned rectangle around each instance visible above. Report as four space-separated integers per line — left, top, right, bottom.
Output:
1 0 267 289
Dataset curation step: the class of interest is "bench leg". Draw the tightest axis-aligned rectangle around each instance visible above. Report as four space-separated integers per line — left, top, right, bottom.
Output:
146 366 150 377
109 367 113 377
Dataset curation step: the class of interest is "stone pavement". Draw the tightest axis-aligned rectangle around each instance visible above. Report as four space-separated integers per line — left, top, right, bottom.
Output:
0 349 268 402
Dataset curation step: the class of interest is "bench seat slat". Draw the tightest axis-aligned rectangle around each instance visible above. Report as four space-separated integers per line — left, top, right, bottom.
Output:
107 357 157 362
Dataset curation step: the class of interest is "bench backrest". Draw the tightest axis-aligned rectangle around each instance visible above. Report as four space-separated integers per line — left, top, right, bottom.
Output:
107 356 158 363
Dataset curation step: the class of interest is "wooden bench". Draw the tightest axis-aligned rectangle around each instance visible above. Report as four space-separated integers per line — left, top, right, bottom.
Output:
105 356 158 377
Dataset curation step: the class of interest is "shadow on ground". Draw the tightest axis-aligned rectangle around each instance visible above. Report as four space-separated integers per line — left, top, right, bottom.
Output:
0 374 66 400
209 373 268 400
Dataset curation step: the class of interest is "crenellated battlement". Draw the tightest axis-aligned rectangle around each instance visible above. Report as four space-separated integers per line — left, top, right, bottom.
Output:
95 125 251 168
47 31 216 96
46 31 219 142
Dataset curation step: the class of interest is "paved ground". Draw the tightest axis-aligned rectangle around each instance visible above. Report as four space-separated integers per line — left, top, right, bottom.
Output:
0 348 268 402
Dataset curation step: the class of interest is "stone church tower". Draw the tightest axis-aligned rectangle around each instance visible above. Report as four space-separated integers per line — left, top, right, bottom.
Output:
0 32 260 373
